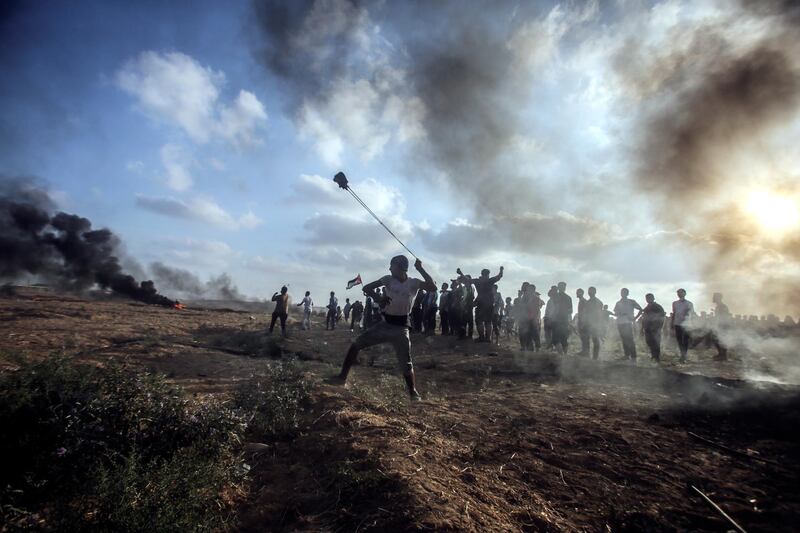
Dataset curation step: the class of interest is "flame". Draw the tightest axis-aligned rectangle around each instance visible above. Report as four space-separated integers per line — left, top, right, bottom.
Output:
174 303 186 310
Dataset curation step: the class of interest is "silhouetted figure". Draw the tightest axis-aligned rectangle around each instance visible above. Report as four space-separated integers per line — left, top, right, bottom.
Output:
331 255 436 401
326 291 338 330
551 282 572 354
641 293 666 361
614 288 642 360
544 285 558 348
350 300 364 331
711 292 730 361
576 288 589 356
269 285 290 336
343 298 351 320
503 296 514 336
439 282 451 335
584 287 604 359
297 290 313 330
364 295 375 329
411 290 425 332
457 267 504 343
519 283 543 351
491 285 503 343
423 287 438 335
672 288 695 363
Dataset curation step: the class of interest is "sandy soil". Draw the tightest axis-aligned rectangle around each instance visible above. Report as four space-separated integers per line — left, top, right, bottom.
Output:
2 286 799 532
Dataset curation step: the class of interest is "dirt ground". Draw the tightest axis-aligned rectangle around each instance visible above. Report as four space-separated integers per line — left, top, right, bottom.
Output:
2 286 799 532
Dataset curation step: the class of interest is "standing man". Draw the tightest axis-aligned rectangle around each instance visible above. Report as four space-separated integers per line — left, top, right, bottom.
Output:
584 287 604 359
520 283 544 351
364 295 374 329
269 285 290 337
544 286 558 349
491 284 504 343
297 290 314 330
576 288 589 356
438 282 451 335
551 282 573 355
613 288 642 361
326 291 338 330
641 293 666 361
330 255 436 401
350 300 364 331
343 298 352 322
672 288 695 363
457 266 504 342
423 286 438 335
711 292 730 361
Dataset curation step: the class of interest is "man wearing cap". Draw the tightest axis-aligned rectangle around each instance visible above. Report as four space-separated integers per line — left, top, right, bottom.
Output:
330 255 436 401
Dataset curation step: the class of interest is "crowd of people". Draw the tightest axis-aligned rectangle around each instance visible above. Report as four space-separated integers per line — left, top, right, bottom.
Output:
268 256 792 399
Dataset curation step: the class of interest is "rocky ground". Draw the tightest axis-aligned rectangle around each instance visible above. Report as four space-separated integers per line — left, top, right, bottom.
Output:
2 286 799 532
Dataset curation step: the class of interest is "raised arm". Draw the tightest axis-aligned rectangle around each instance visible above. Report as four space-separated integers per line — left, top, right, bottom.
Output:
415 259 437 292
489 266 504 284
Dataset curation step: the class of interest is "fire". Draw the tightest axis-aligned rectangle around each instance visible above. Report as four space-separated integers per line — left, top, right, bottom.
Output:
174 303 186 310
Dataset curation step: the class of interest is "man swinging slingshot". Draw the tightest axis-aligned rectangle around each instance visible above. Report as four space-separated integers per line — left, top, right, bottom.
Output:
328 172 436 401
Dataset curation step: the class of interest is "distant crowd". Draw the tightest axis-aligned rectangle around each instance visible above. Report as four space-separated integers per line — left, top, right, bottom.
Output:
272 286 796 365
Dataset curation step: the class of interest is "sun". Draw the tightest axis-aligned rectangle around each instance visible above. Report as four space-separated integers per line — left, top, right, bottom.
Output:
745 190 800 235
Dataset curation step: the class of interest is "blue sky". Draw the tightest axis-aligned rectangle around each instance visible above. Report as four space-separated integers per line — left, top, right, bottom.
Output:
2 0 800 316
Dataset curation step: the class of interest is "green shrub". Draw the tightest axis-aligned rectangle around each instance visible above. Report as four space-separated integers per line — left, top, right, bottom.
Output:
0 355 247 531
231 360 312 440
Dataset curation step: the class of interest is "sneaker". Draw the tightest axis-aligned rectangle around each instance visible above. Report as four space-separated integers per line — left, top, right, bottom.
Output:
409 391 422 402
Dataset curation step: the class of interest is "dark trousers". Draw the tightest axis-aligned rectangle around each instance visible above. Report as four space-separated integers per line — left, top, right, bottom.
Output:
579 326 590 355
326 309 337 329
465 309 474 338
551 321 569 353
411 308 423 332
424 307 437 334
518 319 541 350
440 311 450 335
675 325 690 361
644 325 662 361
350 312 362 331
581 326 601 359
269 312 287 334
617 323 637 359
543 319 553 348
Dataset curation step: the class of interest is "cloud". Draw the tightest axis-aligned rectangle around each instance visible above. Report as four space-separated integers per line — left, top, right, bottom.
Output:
253 0 424 166
135 194 263 230
116 51 267 148
160 143 193 191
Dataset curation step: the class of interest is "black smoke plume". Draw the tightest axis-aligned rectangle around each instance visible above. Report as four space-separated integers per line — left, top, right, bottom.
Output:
0 177 176 306
150 262 244 301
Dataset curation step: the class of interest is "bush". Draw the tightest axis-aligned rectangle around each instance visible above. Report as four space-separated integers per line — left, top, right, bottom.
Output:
231 360 312 441
0 355 247 531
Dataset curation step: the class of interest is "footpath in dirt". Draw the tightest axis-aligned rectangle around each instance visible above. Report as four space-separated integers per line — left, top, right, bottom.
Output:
2 286 799 532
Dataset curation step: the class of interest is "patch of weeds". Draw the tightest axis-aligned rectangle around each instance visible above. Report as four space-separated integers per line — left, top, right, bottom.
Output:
350 373 408 412
231 359 312 440
0 355 247 531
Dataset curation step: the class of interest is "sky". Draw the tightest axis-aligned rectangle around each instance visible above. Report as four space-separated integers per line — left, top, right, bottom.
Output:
2 0 800 316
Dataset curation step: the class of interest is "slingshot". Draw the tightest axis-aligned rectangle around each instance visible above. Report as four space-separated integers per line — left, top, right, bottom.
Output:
333 171 418 260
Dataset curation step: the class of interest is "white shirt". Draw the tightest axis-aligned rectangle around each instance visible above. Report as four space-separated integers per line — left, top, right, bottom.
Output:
380 275 423 316
614 298 641 324
301 296 313 311
673 299 694 325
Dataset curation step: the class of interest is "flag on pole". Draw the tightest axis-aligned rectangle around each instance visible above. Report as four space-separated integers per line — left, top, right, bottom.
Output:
346 274 362 290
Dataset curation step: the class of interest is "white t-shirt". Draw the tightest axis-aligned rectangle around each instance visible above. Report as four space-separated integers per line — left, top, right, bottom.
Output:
614 298 641 324
380 275 423 316
673 299 694 325
301 296 313 311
